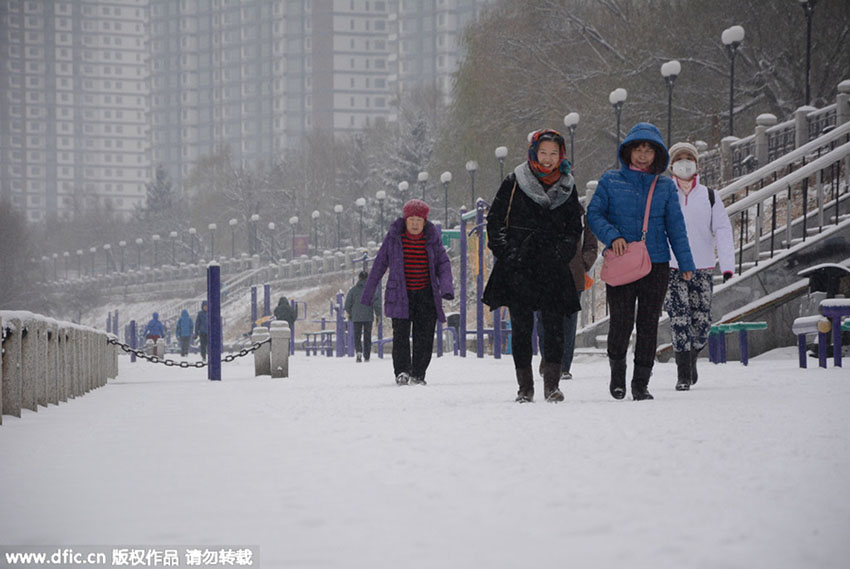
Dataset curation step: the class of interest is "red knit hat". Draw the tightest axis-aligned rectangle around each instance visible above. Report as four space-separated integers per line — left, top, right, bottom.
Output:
403 199 430 221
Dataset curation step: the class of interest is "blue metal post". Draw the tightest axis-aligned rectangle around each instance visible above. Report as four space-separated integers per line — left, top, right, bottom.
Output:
207 263 222 380
459 206 468 357
129 320 137 363
476 199 485 358
436 319 444 357
818 331 828 368
797 334 807 369
290 299 297 355
251 286 257 329
493 307 502 359
263 283 271 329
336 291 345 357
739 329 749 366
719 331 727 363
106 311 112 334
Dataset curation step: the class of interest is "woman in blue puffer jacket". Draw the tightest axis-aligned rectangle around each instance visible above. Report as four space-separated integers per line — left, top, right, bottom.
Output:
587 122 695 401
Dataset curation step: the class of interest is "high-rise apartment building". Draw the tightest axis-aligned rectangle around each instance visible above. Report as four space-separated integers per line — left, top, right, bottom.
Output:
0 0 150 222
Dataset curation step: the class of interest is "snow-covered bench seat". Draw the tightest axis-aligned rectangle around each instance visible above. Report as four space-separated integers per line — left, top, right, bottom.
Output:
791 315 831 369
820 298 850 367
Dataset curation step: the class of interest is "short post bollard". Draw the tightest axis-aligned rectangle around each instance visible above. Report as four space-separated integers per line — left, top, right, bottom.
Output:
145 338 155 356
270 321 291 378
155 338 166 358
252 327 271 376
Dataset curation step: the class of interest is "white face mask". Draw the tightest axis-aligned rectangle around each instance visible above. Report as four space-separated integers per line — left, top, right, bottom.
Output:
671 159 697 180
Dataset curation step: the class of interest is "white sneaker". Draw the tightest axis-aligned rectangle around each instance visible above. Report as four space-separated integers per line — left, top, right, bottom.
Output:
395 372 410 386
560 371 572 380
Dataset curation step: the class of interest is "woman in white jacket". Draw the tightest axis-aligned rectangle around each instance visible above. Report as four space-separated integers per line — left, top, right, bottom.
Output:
666 142 735 391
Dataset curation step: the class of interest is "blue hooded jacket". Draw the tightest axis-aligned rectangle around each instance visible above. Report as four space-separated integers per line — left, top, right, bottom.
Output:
587 122 695 272
194 301 209 335
143 312 165 337
176 309 194 338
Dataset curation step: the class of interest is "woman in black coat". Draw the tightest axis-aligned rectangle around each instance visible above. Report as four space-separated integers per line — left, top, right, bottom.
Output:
482 129 584 403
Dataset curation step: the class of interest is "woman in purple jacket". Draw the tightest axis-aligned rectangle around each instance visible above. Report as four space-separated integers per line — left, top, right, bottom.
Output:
360 199 455 386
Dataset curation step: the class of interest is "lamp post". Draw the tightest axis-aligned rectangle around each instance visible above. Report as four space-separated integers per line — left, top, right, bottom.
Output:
76 249 83 277
169 231 177 265
89 246 96 275
608 88 628 154
334 204 343 249
188 227 197 263
375 191 386 237
135 238 143 270
417 171 429 200
494 146 508 181
660 60 681 147
207 223 217 260
721 25 745 137
440 171 452 227
40 255 48 282
151 234 160 267
228 218 238 259
117 242 125 272
799 0 818 105
397 181 409 203
63 251 69 279
250 214 260 256
355 197 366 247
268 222 277 261
311 209 321 253
51 253 58 280
102 244 111 273
288 216 298 260
465 160 477 208
562 112 580 164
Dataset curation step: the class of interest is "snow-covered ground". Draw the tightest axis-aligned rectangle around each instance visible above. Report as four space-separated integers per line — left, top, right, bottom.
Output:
1 348 848 569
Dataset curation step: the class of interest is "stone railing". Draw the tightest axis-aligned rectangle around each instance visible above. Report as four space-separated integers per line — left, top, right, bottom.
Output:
0 311 117 426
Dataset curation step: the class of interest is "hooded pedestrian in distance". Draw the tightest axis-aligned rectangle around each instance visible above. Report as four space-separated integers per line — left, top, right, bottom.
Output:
274 296 296 329
143 312 165 340
360 198 454 386
664 141 735 391
194 300 209 361
345 270 382 362
587 122 695 401
175 309 194 357
482 128 584 403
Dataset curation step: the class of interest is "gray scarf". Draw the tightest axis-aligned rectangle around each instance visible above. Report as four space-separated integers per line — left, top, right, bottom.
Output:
513 162 575 210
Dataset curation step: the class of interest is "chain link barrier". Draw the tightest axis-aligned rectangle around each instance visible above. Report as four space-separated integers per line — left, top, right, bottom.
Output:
107 337 271 369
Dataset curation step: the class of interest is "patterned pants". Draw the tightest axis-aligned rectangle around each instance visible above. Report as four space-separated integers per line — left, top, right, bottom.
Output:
665 268 714 353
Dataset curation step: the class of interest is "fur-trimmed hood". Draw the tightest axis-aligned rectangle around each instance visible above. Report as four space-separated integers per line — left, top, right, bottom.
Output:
512 162 575 210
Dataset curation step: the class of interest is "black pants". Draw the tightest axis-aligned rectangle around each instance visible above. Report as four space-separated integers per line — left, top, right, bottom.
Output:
392 287 437 379
353 321 373 360
179 336 190 357
511 305 565 370
606 262 669 369
198 333 208 360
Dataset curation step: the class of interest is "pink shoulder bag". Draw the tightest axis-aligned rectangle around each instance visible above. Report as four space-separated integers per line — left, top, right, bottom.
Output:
600 175 657 287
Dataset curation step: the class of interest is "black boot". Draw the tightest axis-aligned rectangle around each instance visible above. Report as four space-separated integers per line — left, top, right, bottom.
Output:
515 368 534 403
690 347 701 385
609 357 627 400
542 362 564 402
631 365 654 401
675 351 691 391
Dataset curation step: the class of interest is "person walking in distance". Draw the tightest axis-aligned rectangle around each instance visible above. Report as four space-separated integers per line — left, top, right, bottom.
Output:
345 270 382 362
360 199 454 386
175 309 194 357
482 129 585 403
587 122 695 401
194 300 209 361
665 141 735 391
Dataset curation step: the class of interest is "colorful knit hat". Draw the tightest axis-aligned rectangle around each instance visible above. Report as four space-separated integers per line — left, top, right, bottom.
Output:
403 199 430 221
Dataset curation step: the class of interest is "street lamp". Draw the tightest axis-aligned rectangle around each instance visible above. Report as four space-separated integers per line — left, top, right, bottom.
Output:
397 180 409 202
250 214 260 256
608 88 628 153
799 0 818 105
288 216 298 260
375 191 386 237
465 160 478 208
440 171 452 227
721 25 745 137
118 241 126 272
355 197 366 247
229 218 238 259
207 223 217 260
311 209 321 253
76 249 83 277
268 222 277 261
417 171 429 200
334 204 344 249
188 227 197 263
562 112 580 165
169 231 177 265
63 251 69 279
494 146 508 181
135 238 143 270
89 246 97 275
152 234 160 267
660 60 681 146
102 244 111 273
52 253 58 280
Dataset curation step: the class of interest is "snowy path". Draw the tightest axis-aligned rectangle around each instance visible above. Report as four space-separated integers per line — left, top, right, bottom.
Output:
1 350 848 568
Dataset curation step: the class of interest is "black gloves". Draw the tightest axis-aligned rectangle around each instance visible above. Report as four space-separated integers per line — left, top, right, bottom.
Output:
723 272 733 282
